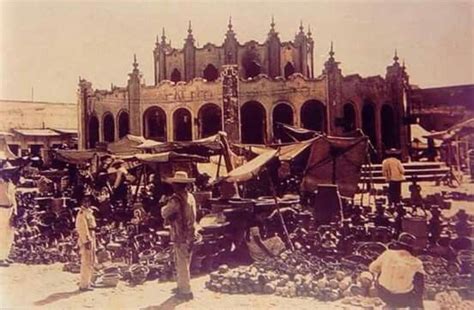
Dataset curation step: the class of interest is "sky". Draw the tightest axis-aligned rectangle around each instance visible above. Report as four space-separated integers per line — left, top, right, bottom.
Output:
0 0 473 103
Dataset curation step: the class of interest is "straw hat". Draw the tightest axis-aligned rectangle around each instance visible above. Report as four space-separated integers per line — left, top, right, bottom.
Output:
386 148 401 155
389 232 417 250
164 171 195 184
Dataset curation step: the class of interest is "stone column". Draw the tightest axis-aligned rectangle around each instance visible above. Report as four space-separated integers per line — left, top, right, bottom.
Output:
221 65 240 143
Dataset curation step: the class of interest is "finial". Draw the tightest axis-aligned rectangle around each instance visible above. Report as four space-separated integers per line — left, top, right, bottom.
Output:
161 27 166 43
329 41 335 58
393 49 399 63
133 54 138 70
402 59 406 68
299 20 304 32
228 15 233 30
307 24 312 37
271 15 275 30
188 20 192 34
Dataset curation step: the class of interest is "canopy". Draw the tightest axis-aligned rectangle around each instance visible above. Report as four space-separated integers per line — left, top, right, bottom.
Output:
276 123 320 142
222 149 278 183
133 152 208 163
423 118 474 141
149 133 223 156
106 135 148 155
54 149 106 164
301 135 368 197
410 124 441 148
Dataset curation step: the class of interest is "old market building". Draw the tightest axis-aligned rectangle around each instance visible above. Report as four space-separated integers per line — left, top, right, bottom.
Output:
78 20 411 161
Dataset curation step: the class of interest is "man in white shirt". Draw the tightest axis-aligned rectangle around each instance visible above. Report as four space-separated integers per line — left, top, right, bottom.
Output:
382 148 405 207
369 233 425 308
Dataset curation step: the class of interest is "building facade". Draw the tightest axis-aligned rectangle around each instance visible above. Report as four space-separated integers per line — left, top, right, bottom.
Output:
78 20 410 161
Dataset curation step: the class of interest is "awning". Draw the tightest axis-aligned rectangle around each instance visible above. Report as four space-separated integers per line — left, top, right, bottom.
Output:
107 135 147 154
54 149 106 164
149 133 223 156
0 136 17 160
410 124 441 148
423 118 474 141
13 129 60 137
52 128 78 135
136 139 164 149
278 137 318 161
223 149 278 183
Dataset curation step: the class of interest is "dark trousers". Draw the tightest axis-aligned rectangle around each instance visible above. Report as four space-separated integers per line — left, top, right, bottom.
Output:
376 281 423 309
388 181 402 205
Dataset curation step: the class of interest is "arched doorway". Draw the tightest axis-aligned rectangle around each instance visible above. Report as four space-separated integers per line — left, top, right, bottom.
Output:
173 108 193 141
143 107 167 141
241 101 266 144
198 103 222 138
343 103 357 132
103 113 115 142
88 115 99 148
203 64 219 82
118 111 129 138
284 62 295 79
301 100 326 132
170 68 182 83
381 104 398 149
362 101 377 147
272 103 294 142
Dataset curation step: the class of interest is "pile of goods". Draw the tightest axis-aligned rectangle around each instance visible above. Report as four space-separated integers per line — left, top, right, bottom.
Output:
434 291 474 310
205 250 382 304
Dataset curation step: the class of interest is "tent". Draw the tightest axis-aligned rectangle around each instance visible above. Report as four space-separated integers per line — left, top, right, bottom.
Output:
424 117 474 142
147 133 223 157
301 135 369 197
106 135 149 155
222 149 278 183
0 134 17 161
133 152 208 163
411 124 441 149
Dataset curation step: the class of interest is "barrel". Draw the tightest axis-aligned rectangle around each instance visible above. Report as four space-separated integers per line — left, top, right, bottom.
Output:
402 217 428 249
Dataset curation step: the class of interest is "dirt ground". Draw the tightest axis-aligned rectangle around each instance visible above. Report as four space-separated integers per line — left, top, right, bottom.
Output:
1 179 472 309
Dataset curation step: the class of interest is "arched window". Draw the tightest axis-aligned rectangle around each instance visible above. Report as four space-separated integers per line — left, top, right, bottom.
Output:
272 103 294 142
301 100 326 132
143 107 167 141
362 100 377 147
88 115 99 148
103 113 115 143
198 103 222 138
203 64 219 82
343 103 356 133
284 62 295 79
241 101 266 144
118 111 129 138
244 61 261 79
170 68 182 83
173 108 193 141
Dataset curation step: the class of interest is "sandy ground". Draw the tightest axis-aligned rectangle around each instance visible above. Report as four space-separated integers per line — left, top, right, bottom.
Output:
1 179 471 309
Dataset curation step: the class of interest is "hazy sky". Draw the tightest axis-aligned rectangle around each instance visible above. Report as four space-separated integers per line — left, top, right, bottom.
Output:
0 0 473 103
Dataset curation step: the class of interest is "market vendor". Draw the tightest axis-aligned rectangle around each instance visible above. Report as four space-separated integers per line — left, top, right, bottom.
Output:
110 159 129 206
382 148 405 207
245 217 286 262
161 171 198 301
75 191 97 291
369 233 425 309
0 163 18 267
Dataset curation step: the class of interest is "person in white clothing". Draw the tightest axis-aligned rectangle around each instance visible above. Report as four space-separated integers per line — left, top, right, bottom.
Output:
369 233 425 309
382 148 405 207
0 163 18 267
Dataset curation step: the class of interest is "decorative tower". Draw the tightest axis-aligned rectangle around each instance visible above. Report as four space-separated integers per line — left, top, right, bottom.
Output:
307 25 315 78
128 54 142 136
154 28 168 85
183 21 196 81
323 42 343 135
266 16 281 78
224 16 238 65
294 21 309 76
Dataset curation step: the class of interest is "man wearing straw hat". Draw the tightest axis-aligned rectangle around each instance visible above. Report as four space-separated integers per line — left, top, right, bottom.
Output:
161 171 197 301
75 190 97 291
0 162 18 267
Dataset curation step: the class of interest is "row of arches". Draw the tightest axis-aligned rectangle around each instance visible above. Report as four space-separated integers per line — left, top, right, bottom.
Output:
169 61 299 83
87 101 399 150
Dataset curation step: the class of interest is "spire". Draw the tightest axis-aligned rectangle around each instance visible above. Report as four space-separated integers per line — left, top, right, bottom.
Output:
185 20 195 45
329 41 335 59
188 20 193 35
299 20 304 33
393 49 399 63
271 15 275 31
307 24 312 37
228 15 233 31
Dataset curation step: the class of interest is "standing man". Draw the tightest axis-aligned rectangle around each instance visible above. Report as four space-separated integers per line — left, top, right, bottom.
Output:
382 148 405 207
161 171 197 301
75 192 97 291
369 233 425 308
0 163 18 267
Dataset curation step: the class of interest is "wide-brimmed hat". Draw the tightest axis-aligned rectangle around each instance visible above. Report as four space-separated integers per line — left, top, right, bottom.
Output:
389 232 417 250
164 171 195 184
386 148 401 155
0 161 19 174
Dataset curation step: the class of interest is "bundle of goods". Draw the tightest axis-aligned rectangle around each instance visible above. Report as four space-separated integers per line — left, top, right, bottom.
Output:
434 291 474 310
205 250 379 302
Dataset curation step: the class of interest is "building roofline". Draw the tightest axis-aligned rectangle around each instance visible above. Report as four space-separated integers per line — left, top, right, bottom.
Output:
0 99 76 105
416 84 474 91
